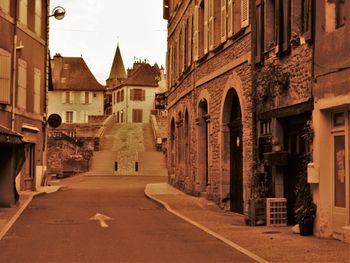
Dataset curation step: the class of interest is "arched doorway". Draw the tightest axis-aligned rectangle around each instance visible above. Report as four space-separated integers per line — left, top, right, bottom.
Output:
170 118 176 174
223 89 243 214
198 99 209 192
184 109 190 180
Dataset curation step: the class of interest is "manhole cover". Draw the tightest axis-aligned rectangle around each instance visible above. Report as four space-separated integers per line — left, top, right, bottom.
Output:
262 231 281 234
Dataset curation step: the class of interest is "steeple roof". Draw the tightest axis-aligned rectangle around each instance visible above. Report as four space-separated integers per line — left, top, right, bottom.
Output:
108 45 126 80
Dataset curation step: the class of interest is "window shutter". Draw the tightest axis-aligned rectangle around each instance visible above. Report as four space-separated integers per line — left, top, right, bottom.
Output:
69 91 74 104
282 0 291 53
227 0 233 36
61 111 66 123
194 5 199 60
0 1 10 13
187 16 192 67
0 49 11 104
221 0 227 42
142 90 146 101
80 91 85 104
61 92 66 104
33 68 41 113
80 111 85 123
88 92 92 104
204 0 209 54
303 0 313 41
121 90 124 102
73 111 77 123
17 59 27 109
255 0 264 63
130 89 134 100
209 0 215 50
241 0 249 27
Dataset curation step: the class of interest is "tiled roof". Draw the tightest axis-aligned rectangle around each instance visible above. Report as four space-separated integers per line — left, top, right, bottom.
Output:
108 45 127 80
52 55 105 91
113 62 160 90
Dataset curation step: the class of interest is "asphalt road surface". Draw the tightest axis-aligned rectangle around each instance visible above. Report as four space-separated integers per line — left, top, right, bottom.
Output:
0 176 254 263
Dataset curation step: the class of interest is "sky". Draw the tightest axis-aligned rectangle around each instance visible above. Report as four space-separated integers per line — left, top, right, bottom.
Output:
49 0 167 85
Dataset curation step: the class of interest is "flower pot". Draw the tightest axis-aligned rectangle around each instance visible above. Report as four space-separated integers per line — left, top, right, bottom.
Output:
299 222 314 236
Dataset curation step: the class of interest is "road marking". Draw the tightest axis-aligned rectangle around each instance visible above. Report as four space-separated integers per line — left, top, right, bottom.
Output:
89 213 113 228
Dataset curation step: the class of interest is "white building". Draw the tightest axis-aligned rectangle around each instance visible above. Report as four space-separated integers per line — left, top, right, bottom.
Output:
106 46 166 123
48 54 105 123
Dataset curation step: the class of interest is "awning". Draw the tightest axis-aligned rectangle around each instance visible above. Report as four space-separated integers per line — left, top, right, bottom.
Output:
0 125 23 145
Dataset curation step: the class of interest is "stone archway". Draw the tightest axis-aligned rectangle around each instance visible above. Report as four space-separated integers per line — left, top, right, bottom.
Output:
220 72 246 214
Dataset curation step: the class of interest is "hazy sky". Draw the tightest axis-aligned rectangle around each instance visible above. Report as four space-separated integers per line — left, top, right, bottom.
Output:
49 0 167 85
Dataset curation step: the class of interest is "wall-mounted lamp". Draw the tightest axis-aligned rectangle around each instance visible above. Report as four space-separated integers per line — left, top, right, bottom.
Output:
49 6 66 20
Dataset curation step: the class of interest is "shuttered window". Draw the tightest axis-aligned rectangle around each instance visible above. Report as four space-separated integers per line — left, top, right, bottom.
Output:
194 5 199 60
301 0 313 40
281 0 291 53
35 0 42 36
17 59 27 110
34 68 41 113
187 16 192 67
0 49 11 104
204 0 209 54
66 111 73 123
255 0 264 63
130 89 145 101
208 0 215 50
265 0 277 52
220 0 227 42
227 0 233 36
0 0 10 13
121 89 124 102
132 109 143 123
19 0 28 26
241 0 249 27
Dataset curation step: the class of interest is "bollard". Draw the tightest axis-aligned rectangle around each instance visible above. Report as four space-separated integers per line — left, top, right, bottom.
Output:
135 162 139 172
114 161 118 171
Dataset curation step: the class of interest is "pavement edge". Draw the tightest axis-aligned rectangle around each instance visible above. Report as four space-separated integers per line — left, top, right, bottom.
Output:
144 184 269 263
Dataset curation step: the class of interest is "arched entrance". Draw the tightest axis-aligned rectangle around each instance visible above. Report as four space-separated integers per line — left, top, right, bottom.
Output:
223 89 243 214
198 99 209 192
184 110 190 179
170 118 176 174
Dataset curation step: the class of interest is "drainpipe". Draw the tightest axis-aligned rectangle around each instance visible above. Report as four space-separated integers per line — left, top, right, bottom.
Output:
11 0 18 131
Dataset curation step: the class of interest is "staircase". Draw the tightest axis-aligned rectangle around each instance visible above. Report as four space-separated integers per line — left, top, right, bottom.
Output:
85 118 167 177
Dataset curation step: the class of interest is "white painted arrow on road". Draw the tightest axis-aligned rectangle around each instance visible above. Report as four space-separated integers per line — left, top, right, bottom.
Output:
89 213 113 228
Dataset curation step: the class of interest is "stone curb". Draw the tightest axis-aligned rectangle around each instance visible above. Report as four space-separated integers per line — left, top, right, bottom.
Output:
144 184 269 263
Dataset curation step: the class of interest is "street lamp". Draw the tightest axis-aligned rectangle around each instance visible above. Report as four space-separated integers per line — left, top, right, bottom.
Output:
49 6 66 20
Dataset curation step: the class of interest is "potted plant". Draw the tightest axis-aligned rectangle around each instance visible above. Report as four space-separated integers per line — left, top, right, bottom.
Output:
294 154 316 236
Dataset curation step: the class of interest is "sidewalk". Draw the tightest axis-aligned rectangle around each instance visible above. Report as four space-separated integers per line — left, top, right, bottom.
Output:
145 183 350 263
0 186 61 240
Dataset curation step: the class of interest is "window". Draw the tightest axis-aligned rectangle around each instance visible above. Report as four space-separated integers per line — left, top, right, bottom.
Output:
80 91 91 104
301 0 313 40
35 0 42 36
187 16 193 67
66 111 73 123
34 68 41 113
117 91 121 103
326 0 345 31
121 89 124 102
19 0 28 26
62 91 73 104
130 89 145 101
80 111 88 123
17 59 27 110
255 0 290 63
0 0 10 13
132 109 143 123
0 48 11 104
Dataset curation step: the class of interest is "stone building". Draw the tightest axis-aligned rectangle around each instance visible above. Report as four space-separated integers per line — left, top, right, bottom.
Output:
107 45 166 123
48 54 105 123
0 0 49 206
163 0 254 216
312 0 350 242
252 0 314 225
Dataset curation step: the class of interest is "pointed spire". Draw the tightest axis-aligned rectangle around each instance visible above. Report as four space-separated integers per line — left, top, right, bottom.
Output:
108 45 126 80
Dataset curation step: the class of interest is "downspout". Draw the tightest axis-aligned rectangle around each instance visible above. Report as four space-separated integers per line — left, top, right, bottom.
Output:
11 0 18 131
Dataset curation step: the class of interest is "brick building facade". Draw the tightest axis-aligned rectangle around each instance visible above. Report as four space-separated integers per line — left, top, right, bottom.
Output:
164 0 254 216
